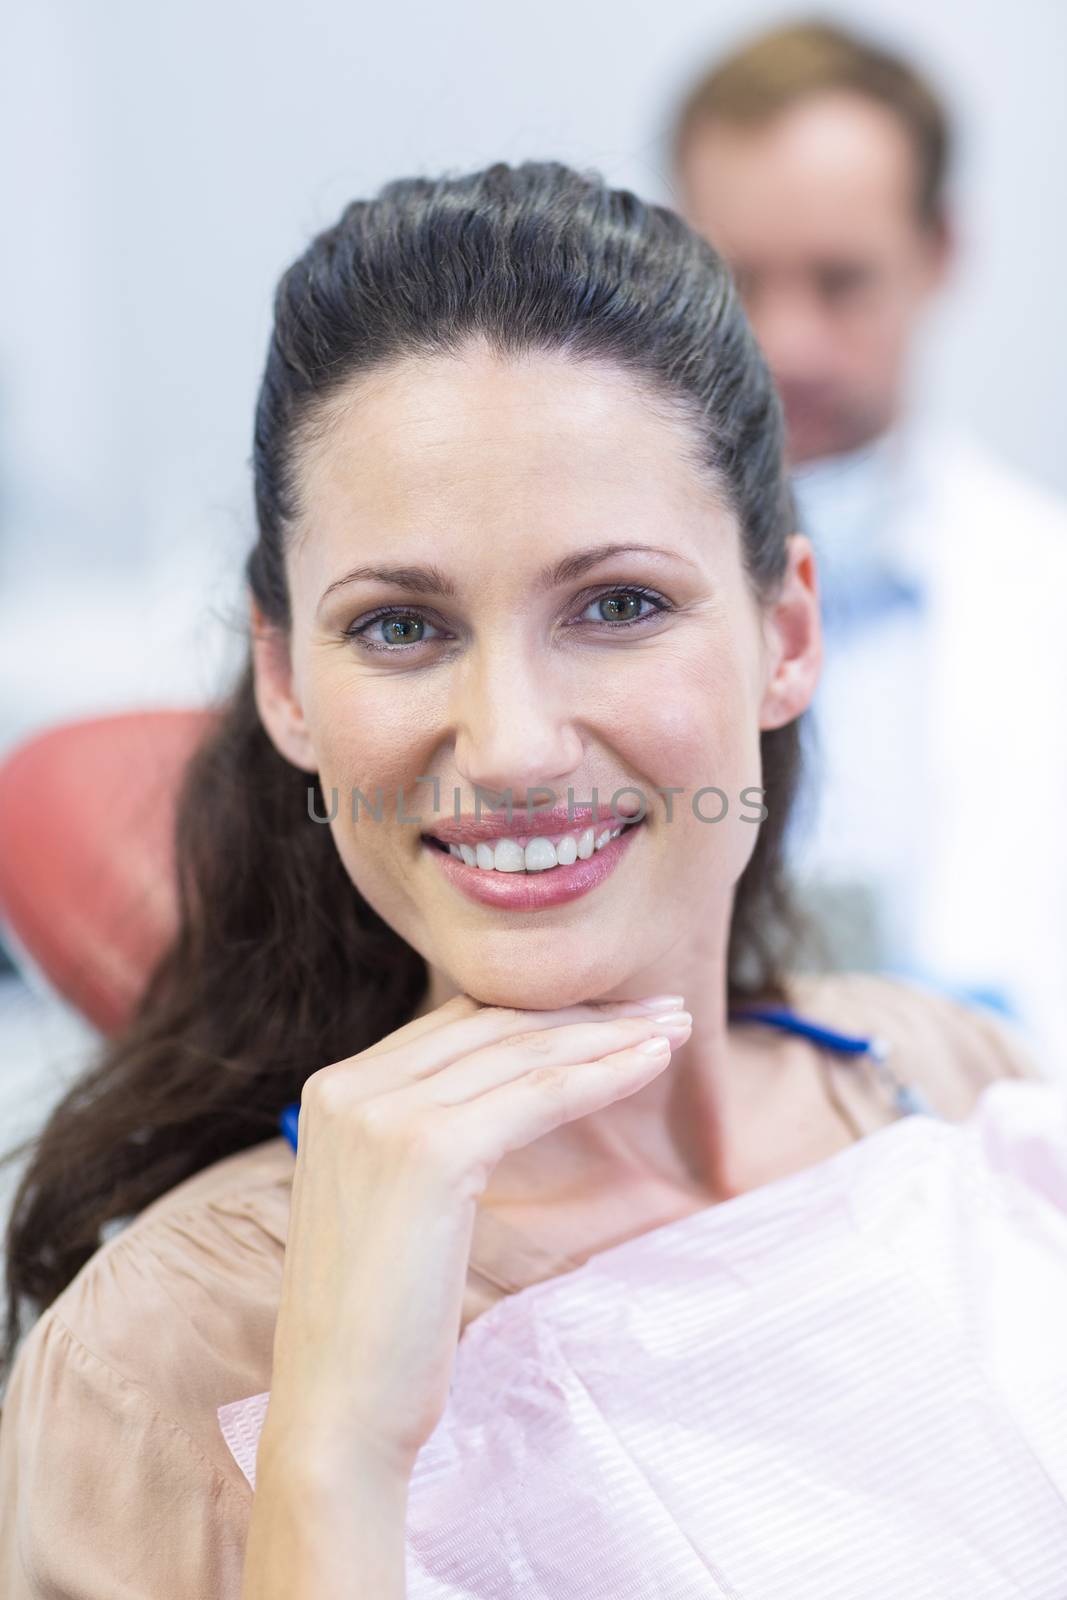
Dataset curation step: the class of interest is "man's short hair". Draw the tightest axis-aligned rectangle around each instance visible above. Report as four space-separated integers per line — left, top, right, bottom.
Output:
670 18 952 228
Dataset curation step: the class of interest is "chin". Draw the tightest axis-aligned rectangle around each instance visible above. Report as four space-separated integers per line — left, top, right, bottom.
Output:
445 947 633 1015
785 422 842 466
785 407 886 466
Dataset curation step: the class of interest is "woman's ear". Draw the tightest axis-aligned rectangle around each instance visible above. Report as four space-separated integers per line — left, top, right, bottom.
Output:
250 596 318 773
759 534 822 731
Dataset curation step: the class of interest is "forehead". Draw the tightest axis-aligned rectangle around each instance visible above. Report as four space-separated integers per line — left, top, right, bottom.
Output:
680 91 921 259
290 345 734 578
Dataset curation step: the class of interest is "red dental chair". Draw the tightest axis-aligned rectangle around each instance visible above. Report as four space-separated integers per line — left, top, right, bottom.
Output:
0 710 216 1034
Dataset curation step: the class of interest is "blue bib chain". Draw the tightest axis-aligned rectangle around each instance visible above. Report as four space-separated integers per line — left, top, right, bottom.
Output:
278 1005 936 1153
728 1005 938 1120
280 1102 301 1153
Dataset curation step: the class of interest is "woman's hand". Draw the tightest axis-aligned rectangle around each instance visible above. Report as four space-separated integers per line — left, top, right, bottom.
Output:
241 992 694 1593
242 991 690 1598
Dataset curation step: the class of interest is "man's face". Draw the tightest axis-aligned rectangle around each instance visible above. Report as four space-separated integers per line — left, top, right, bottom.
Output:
677 91 950 465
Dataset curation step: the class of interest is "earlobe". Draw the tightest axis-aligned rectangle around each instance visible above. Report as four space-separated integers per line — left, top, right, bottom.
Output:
249 598 319 774
758 535 823 731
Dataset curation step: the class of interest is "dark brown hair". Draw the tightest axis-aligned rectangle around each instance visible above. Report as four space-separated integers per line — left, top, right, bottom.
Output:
670 18 952 228
2 159 805 1382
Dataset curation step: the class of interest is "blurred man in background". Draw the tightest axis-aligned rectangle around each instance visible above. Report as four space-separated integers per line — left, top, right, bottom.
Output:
670 19 1067 1066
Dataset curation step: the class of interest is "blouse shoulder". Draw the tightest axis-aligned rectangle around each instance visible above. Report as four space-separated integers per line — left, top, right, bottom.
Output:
783 969 1048 1121
0 1137 293 1598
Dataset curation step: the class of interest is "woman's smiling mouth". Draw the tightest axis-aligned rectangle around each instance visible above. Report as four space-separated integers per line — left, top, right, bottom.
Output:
426 820 640 872
421 811 646 909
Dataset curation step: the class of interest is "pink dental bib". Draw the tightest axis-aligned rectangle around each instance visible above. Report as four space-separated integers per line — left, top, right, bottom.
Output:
220 1080 1067 1597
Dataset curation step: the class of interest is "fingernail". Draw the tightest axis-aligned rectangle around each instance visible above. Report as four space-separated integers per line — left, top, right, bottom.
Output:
637 994 685 1010
649 1010 692 1028
638 1036 672 1054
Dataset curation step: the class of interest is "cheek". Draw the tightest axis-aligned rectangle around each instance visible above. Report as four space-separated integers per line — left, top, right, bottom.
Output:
847 290 913 363
305 675 431 931
305 668 436 801
619 644 766 896
299 672 437 923
612 646 763 800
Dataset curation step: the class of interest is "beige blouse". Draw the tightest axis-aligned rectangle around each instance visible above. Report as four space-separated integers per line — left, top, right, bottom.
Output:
0 974 1046 1598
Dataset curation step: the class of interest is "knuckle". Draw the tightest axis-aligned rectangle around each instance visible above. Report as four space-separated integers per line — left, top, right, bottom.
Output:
505 1028 554 1056
299 1073 479 1186
300 1064 350 1120
352 1096 409 1144
528 1062 571 1098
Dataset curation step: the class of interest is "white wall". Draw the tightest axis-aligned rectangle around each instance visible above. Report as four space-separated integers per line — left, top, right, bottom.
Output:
1 0 1065 741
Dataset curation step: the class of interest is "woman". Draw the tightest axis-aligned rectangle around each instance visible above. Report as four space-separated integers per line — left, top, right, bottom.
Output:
0 161 1039 1597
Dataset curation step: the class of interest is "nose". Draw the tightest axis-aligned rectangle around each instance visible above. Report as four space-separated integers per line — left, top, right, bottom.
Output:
749 286 829 388
448 642 585 806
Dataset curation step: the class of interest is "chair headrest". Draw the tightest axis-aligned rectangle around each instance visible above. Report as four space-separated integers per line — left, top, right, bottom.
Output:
0 709 215 1034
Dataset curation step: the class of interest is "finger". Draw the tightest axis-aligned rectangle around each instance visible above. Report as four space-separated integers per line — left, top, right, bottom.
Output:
453 1036 677 1177
335 995 688 1095
421 1013 693 1106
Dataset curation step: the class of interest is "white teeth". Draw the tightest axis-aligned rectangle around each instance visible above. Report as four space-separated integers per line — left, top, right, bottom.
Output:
493 838 526 872
439 821 638 873
522 837 557 872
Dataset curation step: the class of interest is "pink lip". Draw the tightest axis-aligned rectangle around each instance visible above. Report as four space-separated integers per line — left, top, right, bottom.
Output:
423 819 644 910
423 801 643 848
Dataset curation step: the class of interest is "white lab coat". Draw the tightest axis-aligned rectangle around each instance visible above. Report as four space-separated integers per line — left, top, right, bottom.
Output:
790 424 1067 1075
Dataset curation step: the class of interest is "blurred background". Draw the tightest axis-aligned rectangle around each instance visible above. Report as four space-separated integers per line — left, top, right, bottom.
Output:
2 0 1065 1213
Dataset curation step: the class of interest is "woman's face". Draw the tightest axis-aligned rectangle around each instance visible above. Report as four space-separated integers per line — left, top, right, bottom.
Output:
254 341 819 1010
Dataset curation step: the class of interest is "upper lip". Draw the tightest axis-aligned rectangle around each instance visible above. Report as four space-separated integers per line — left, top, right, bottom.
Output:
422 803 644 846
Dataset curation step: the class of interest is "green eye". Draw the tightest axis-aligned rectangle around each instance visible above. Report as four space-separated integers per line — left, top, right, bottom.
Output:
577 588 668 627
598 593 641 621
379 615 424 645
344 609 443 652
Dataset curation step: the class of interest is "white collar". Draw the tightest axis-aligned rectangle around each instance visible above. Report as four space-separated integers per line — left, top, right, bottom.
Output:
789 423 933 599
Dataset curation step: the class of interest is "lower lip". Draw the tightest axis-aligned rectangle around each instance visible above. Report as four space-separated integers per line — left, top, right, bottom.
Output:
422 822 644 910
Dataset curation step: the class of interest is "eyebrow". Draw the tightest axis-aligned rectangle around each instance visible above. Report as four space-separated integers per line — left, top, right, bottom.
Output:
318 543 698 608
